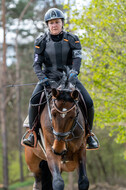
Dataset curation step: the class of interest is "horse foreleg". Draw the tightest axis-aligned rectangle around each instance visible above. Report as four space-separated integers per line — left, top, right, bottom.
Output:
39 160 53 190
25 147 42 190
33 175 42 190
46 150 64 190
78 146 89 190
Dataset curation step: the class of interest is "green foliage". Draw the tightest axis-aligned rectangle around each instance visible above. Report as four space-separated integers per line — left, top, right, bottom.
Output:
8 151 29 183
9 178 34 189
70 0 126 144
87 128 126 184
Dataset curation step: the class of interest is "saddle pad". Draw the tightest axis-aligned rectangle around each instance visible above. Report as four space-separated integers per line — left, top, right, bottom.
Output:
23 115 29 127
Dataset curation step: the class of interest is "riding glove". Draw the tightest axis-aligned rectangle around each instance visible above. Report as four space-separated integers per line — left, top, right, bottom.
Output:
38 77 50 86
68 70 78 85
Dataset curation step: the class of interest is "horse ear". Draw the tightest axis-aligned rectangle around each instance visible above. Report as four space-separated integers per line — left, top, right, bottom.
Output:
71 90 79 100
52 88 59 98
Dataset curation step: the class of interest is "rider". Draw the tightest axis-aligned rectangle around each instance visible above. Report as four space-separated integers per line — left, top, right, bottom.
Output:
23 8 99 149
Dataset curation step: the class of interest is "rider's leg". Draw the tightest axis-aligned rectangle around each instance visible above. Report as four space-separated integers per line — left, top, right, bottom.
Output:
86 105 99 149
76 79 99 149
23 83 43 147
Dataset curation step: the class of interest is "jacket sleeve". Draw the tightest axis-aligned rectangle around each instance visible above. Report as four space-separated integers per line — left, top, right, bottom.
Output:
33 35 46 80
68 33 82 74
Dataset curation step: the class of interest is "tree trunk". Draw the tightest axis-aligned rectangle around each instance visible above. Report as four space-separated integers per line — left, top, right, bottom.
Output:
15 0 34 182
96 152 109 182
0 0 8 189
15 48 24 182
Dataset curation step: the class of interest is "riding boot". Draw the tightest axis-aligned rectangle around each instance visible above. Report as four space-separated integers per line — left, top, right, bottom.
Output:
86 105 99 149
23 104 38 147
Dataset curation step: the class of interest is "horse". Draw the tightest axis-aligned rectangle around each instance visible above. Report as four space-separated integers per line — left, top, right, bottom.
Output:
23 81 89 190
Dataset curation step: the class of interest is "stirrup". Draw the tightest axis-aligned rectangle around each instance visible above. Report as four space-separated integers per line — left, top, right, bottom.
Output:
86 132 100 150
21 129 37 148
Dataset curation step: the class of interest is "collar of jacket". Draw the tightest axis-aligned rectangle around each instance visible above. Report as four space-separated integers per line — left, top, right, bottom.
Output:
49 31 64 42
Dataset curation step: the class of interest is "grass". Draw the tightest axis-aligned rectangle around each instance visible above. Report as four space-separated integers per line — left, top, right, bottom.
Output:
9 178 34 190
0 172 72 190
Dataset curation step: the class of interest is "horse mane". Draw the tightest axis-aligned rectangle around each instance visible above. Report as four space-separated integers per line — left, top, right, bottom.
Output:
56 90 74 102
52 67 76 102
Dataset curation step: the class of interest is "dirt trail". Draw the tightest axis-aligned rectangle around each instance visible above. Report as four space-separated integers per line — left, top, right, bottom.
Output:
89 183 126 190
16 184 126 190
0 183 124 190
65 183 126 190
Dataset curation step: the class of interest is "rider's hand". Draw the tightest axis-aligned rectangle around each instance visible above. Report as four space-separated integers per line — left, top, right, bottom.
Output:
38 77 50 86
68 70 78 84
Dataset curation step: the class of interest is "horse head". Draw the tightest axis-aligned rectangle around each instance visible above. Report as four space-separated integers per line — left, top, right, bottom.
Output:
51 87 79 155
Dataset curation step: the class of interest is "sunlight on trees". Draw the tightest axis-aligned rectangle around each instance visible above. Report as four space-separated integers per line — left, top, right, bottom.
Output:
69 0 126 145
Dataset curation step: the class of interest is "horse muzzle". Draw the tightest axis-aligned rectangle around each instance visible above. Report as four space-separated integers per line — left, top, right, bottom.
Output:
52 139 67 156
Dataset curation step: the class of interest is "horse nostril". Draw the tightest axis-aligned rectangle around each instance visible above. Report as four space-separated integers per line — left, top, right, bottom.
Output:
52 146 61 155
52 139 67 155
52 146 67 156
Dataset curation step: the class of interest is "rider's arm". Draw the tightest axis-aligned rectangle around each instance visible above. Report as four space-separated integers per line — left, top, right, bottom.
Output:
68 34 82 74
33 53 46 80
33 35 46 80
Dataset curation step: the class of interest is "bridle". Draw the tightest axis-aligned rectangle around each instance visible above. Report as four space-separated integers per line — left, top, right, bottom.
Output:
51 98 84 142
44 86 84 143
53 98 76 114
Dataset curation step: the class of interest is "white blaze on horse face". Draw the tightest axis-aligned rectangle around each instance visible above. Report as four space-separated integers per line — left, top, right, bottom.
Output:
60 108 67 118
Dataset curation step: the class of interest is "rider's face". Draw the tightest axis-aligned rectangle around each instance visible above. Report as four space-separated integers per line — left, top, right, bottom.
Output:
48 19 63 35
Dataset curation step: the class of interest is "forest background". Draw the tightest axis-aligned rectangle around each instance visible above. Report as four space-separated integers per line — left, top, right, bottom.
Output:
0 0 126 189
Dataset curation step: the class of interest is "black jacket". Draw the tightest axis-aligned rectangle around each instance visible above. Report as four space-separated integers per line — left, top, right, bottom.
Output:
33 31 82 81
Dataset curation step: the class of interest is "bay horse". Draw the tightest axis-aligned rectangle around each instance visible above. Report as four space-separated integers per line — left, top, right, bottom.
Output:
24 83 89 190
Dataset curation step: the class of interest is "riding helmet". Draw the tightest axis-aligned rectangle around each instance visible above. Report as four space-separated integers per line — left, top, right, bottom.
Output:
44 8 65 23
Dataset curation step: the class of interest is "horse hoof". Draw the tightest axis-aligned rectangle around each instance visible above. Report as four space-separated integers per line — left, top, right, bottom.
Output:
78 176 89 190
53 176 64 190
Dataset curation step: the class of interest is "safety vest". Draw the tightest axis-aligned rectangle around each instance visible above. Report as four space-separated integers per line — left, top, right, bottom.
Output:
34 31 81 72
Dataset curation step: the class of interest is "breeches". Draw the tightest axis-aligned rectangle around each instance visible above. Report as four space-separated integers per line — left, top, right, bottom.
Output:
76 79 93 109
30 80 93 108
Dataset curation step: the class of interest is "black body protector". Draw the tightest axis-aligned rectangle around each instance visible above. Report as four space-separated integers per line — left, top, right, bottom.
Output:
33 31 82 81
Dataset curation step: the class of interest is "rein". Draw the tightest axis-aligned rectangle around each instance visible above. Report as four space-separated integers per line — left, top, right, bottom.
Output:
30 89 51 107
44 86 52 123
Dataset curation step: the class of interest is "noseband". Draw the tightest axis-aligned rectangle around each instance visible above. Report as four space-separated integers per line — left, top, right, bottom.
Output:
44 86 84 143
